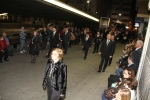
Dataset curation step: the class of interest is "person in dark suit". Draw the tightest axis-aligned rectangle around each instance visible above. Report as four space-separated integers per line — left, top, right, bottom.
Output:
62 26 71 54
82 33 92 60
132 40 143 71
108 35 116 66
97 34 113 72
46 26 59 58
93 31 102 53
41 27 48 50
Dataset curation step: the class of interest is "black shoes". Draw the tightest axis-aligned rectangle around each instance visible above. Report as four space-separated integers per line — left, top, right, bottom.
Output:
97 70 101 72
4 59 9 61
102 69 105 72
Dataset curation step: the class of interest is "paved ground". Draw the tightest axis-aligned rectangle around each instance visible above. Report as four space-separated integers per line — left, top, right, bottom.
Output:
0 42 125 100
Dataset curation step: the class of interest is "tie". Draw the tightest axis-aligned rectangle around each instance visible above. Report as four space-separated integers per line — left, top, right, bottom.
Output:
107 40 109 46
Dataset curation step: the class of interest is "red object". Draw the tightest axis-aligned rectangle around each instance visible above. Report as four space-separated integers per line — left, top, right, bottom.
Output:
0 40 7 51
60 30 65 36
89 32 92 38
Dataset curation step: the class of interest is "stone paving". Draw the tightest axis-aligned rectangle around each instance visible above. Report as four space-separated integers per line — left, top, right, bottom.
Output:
0 42 125 100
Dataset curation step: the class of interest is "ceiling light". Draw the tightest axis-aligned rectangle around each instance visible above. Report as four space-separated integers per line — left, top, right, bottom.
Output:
0 13 8 16
119 13 121 16
42 0 99 22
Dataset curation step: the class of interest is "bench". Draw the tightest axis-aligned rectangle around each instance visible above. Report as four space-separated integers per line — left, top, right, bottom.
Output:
8 35 20 49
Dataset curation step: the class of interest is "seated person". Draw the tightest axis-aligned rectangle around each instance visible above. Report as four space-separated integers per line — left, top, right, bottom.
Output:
102 78 138 100
0 36 9 63
2 32 14 56
116 56 136 76
108 68 135 88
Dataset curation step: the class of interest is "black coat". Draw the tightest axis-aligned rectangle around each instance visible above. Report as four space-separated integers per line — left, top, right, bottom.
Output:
29 36 41 55
49 32 59 47
41 31 48 42
62 32 71 44
100 39 113 57
42 59 67 95
132 48 143 70
94 35 102 44
82 37 92 48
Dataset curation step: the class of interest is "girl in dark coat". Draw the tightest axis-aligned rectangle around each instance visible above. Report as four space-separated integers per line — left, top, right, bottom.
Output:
28 31 41 63
42 48 67 100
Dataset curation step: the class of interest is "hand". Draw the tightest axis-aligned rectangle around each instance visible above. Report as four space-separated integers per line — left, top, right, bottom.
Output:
99 52 101 55
43 86 46 90
47 42 49 44
110 56 112 58
60 94 65 98
1 50 4 52
82 46 84 48
27 45 29 47
57 44 59 46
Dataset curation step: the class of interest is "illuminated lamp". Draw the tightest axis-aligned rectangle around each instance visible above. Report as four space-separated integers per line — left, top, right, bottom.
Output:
43 0 99 22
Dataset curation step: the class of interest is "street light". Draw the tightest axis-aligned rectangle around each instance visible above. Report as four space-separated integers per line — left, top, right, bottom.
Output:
119 13 121 16
87 0 90 12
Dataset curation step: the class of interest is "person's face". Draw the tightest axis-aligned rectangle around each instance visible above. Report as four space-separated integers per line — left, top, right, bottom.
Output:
107 34 111 40
44 28 46 31
123 70 130 78
86 34 89 37
135 42 139 48
52 28 56 32
0 37 3 40
33 31 37 36
21 27 24 30
51 50 59 61
65 28 68 32
50 26 53 30
97 32 100 35
111 36 115 40
2 33 6 37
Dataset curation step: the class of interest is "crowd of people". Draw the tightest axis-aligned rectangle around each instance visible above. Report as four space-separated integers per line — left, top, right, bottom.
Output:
0 23 144 100
99 28 143 100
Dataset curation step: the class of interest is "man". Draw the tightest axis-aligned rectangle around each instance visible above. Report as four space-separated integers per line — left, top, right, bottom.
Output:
62 26 71 54
82 33 92 60
41 27 48 50
93 31 102 53
46 26 59 58
132 40 143 71
97 34 113 72
2 32 14 56
115 55 136 76
108 35 116 66
19 26 26 53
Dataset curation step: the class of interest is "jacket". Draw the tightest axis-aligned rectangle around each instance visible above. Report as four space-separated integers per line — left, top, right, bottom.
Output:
43 59 67 95
0 39 7 51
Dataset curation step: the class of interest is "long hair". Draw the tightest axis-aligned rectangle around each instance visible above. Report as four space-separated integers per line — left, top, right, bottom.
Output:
117 88 131 100
123 68 135 79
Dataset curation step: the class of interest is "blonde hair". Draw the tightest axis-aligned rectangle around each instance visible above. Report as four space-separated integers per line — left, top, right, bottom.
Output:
52 48 63 60
117 88 131 100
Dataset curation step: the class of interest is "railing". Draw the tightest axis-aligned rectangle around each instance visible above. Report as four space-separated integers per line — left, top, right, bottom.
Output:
136 16 150 100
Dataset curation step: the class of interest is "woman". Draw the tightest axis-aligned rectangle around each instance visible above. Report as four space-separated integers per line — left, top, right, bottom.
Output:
116 88 131 100
28 31 41 63
0 36 9 63
42 48 67 100
108 68 135 88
